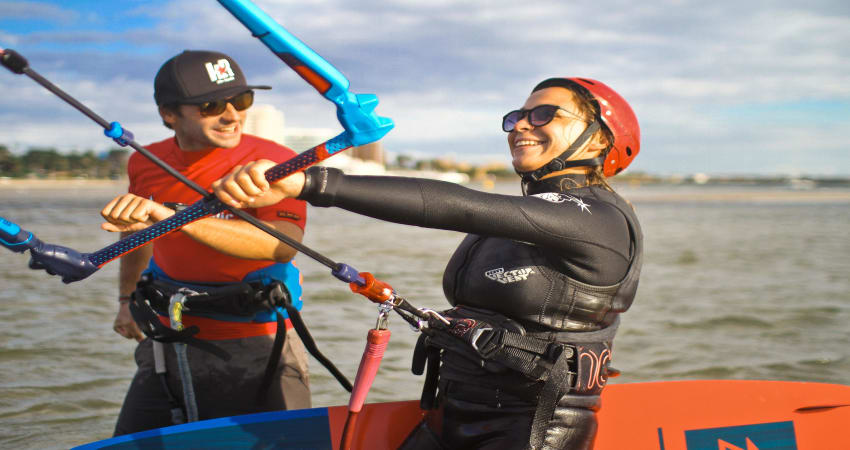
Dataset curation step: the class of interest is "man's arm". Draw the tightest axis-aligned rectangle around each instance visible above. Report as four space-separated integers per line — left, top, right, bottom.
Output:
114 232 151 341
180 217 303 263
103 194 301 340
101 193 303 263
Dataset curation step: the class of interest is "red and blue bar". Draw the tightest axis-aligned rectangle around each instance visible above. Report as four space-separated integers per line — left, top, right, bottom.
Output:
1 0 393 284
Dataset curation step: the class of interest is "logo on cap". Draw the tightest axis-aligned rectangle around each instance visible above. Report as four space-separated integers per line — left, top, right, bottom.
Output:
204 59 236 85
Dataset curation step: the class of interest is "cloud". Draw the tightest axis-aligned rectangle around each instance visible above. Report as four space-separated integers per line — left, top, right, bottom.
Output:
0 30 18 46
1 0 848 175
0 1 78 23
0 73 168 152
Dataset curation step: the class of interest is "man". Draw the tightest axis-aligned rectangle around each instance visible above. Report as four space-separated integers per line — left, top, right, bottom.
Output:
100 50 310 436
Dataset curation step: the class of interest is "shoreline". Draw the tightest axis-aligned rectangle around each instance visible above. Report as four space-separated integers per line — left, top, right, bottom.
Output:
621 189 850 203
2 178 849 203
0 178 128 189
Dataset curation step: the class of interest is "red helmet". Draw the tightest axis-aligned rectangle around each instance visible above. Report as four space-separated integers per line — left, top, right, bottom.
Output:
563 78 640 177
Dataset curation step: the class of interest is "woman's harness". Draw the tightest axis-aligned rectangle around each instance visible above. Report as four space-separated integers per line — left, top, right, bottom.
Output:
411 305 619 449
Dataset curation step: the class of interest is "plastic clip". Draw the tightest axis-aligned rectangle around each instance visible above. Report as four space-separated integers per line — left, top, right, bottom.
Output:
104 121 134 147
332 263 365 285
349 272 394 303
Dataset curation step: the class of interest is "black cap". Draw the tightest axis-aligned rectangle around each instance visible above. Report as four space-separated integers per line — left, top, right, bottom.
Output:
154 50 271 105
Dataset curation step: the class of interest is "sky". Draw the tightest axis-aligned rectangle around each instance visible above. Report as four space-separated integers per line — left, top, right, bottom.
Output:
1 0 849 176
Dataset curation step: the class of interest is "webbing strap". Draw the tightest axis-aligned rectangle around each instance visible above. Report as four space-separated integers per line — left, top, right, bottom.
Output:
471 329 573 382
280 287 354 392
495 332 561 381
257 281 352 397
256 308 287 401
153 340 167 375
153 340 186 425
528 348 575 449
420 345 441 410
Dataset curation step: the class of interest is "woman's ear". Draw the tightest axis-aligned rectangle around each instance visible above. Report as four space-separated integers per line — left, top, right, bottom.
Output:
586 130 610 154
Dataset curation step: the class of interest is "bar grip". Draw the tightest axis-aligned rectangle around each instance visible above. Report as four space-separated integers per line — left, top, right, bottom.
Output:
0 48 29 74
0 216 36 252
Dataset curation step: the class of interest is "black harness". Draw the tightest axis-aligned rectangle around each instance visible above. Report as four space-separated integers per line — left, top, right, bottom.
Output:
129 274 284 361
412 306 619 448
129 273 353 419
414 307 578 398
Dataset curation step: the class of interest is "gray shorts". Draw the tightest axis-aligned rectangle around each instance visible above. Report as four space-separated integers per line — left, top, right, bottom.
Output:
114 328 310 436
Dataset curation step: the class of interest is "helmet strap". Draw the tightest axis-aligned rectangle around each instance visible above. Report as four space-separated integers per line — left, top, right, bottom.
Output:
517 120 601 188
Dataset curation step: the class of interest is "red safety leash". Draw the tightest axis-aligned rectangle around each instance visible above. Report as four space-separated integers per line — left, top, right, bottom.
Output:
340 273 396 450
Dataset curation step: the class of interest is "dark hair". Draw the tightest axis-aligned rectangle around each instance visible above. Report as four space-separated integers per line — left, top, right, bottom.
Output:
532 78 615 191
159 103 182 130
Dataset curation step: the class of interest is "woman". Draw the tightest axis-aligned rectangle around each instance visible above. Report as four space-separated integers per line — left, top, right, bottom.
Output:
212 77 642 449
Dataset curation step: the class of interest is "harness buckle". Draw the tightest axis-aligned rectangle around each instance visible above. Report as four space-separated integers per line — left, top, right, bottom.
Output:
470 327 504 359
267 282 288 306
545 342 574 362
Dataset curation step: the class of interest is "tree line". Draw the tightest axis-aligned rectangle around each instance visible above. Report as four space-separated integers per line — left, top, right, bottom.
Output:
0 145 129 179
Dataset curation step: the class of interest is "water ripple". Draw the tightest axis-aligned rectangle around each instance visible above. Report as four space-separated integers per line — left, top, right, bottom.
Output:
2 183 849 448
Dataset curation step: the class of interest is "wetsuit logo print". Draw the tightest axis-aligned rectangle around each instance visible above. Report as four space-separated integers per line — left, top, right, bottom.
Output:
485 267 534 284
531 193 592 214
577 347 611 392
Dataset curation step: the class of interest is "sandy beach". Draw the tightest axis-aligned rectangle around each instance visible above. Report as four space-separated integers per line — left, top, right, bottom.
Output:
620 186 850 203
0 178 128 189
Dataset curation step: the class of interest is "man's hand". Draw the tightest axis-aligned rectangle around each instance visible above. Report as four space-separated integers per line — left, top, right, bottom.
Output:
113 302 144 342
101 194 175 232
211 160 305 209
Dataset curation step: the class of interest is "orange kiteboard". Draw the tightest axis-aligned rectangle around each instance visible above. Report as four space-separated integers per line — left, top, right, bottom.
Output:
76 380 850 449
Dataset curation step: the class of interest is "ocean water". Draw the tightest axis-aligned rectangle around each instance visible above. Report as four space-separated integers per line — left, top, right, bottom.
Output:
0 180 848 449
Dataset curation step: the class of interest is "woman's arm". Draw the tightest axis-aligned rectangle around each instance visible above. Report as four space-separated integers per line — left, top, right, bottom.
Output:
299 167 630 259
211 163 630 260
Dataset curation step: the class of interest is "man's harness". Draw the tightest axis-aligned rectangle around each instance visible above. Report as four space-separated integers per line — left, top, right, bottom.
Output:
129 273 351 421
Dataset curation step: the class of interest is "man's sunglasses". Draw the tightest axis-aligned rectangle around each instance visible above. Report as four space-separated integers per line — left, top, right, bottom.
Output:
196 90 254 117
502 104 583 132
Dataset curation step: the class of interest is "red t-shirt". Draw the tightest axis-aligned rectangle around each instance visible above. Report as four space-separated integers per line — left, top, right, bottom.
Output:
128 134 307 283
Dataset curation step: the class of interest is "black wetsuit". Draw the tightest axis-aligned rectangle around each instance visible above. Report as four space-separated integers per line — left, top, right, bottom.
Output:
299 167 643 449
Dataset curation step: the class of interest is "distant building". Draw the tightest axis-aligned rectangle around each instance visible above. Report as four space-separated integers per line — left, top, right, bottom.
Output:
244 105 466 182
245 104 385 166
244 104 288 144
349 141 384 164
692 173 710 184
245 104 337 151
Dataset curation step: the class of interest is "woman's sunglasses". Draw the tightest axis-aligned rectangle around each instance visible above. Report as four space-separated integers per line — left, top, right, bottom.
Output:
196 90 254 117
502 104 582 132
